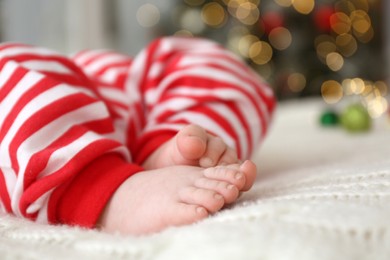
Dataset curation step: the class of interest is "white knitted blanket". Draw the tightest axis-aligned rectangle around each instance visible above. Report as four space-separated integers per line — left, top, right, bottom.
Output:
1 98 389 260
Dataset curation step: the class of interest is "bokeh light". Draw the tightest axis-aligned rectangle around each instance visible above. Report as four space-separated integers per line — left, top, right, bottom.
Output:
330 12 351 35
179 7 205 34
223 0 261 6
354 26 374 43
335 33 357 57
315 35 337 61
227 0 260 25
339 78 389 118
326 52 344 71
249 41 273 65
321 80 344 104
366 96 388 118
361 80 374 97
136 4 161 28
268 27 292 50
174 29 194 37
292 0 315 14
334 0 356 14
174 0 383 105
344 78 365 95
201 2 227 27
273 0 293 8
287 73 307 92
238 34 259 57
374 81 388 96
351 10 371 34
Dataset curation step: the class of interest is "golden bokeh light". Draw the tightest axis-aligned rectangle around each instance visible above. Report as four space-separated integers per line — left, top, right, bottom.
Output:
227 0 247 15
321 80 344 104
335 33 357 57
342 78 353 95
351 0 370 12
174 29 194 37
351 10 371 34
223 0 261 6
249 41 273 65
179 8 205 34
268 27 292 50
374 81 388 96
326 52 344 71
349 78 365 95
238 34 259 57
366 96 388 118
136 4 161 28
334 0 356 14
274 0 293 8
316 40 337 61
361 80 374 97
287 73 306 92
227 26 250 54
342 78 372 95
227 1 260 25
342 78 388 116
354 26 374 43
314 34 334 46
330 12 351 35
292 0 315 15
201 2 227 27
177 0 379 107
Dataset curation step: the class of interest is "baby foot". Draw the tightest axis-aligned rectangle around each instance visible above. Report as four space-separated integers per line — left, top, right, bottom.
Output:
98 160 256 235
143 124 239 170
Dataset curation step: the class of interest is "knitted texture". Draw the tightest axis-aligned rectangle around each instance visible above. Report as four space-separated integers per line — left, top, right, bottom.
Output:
0 98 389 260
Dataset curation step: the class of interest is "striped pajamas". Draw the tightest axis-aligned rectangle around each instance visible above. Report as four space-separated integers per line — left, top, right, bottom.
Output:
0 37 275 228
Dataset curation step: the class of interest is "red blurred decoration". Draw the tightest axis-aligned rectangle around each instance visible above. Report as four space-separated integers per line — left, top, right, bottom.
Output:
261 12 285 34
313 6 335 32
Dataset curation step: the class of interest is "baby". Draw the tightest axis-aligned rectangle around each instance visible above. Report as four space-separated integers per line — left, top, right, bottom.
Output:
0 37 275 235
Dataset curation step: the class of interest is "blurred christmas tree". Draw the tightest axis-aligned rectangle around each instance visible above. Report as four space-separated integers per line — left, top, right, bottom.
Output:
152 0 387 118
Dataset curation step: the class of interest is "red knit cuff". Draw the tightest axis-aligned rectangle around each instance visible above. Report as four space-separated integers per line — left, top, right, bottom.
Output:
55 153 143 228
134 130 177 165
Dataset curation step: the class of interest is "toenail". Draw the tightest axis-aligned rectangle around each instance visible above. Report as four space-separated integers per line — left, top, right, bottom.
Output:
214 194 223 200
196 207 207 215
235 172 244 180
227 184 235 190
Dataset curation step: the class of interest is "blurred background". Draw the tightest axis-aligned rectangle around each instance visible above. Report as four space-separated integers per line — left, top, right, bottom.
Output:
0 0 389 118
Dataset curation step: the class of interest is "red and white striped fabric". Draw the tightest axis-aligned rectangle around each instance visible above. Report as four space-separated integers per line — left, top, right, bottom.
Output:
0 37 275 228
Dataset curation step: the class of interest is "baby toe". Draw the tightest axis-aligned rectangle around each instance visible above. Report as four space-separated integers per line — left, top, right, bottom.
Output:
176 124 207 161
202 165 246 190
218 147 239 165
170 203 209 226
199 136 226 167
240 160 257 191
194 178 239 204
179 187 225 213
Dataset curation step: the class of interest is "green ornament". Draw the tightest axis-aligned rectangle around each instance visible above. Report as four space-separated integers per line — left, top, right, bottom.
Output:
340 103 371 132
320 110 339 126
